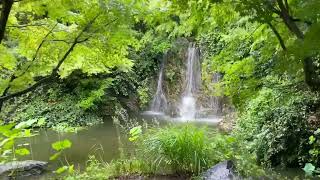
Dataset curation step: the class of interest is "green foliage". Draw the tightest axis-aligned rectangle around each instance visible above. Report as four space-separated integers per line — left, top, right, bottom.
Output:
1 83 103 128
137 81 152 109
1 0 141 98
55 165 75 174
302 128 320 177
236 86 320 167
78 79 113 110
0 121 34 163
129 126 142 142
52 139 72 151
50 138 74 176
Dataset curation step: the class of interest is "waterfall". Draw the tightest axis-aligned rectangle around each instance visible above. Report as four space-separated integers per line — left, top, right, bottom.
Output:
179 43 201 120
149 58 167 114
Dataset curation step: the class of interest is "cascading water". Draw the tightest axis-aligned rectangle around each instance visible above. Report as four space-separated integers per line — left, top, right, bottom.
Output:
149 58 167 114
179 43 201 120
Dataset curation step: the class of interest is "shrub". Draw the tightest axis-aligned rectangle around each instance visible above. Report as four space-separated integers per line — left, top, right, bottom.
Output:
0 84 103 128
236 87 320 167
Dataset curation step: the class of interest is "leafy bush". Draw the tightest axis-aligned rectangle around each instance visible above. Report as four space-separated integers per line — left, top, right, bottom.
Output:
236 86 320 167
303 129 320 177
0 122 33 163
1 84 103 128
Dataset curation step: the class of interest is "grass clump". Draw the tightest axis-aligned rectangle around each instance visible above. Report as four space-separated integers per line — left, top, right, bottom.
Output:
137 125 214 175
134 124 265 177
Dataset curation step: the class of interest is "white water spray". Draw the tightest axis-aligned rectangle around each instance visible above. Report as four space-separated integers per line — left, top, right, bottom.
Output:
179 43 201 120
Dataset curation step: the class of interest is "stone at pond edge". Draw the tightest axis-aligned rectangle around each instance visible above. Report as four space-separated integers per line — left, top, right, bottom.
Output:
203 160 241 180
0 160 48 178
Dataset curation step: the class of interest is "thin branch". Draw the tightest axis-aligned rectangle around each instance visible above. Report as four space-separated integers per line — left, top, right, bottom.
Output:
48 39 72 43
52 13 100 75
7 23 48 28
267 21 287 51
0 14 101 102
0 24 57 100
16 23 58 77
0 76 53 102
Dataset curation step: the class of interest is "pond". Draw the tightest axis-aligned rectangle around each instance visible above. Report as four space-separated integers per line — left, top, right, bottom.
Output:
17 114 307 179
21 114 221 170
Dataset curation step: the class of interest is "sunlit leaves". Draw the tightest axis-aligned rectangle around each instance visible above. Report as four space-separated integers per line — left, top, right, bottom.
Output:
15 148 30 156
1 0 141 98
0 45 16 71
51 139 72 151
129 126 142 142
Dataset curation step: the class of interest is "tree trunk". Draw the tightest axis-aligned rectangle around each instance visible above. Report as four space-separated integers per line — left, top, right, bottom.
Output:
0 100 3 112
0 0 14 43
276 0 320 89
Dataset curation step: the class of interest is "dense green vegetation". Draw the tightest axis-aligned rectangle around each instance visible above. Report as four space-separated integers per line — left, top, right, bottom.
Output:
1 0 320 179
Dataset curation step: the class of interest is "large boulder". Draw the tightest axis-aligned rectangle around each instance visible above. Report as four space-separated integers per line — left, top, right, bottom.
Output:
203 160 241 180
0 160 48 178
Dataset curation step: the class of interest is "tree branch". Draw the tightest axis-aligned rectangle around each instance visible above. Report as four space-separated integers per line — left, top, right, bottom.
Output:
15 23 58 78
276 0 304 39
267 21 286 51
0 0 14 43
284 0 290 14
7 23 48 28
0 14 100 102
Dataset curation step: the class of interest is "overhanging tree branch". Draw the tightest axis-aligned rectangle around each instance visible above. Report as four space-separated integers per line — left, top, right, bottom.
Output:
2 23 58 96
0 14 101 102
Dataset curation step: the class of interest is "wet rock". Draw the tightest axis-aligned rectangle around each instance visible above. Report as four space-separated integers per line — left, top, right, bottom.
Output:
203 160 240 180
0 160 48 178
